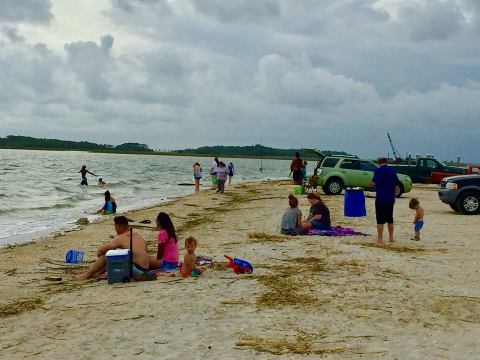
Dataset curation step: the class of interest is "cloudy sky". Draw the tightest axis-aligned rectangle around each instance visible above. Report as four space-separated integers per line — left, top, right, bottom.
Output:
0 0 479 161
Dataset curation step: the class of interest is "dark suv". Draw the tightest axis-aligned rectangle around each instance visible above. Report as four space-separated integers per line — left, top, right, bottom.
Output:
438 175 480 214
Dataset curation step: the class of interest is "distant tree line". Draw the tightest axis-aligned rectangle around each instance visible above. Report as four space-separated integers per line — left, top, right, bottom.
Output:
0 135 351 158
175 144 351 158
0 135 153 152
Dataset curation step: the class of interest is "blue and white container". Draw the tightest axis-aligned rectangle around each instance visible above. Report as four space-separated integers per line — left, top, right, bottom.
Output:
65 249 85 264
106 249 131 285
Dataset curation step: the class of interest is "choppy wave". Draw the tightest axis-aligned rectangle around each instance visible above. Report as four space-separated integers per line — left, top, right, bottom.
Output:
0 202 77 215
53 186 72 193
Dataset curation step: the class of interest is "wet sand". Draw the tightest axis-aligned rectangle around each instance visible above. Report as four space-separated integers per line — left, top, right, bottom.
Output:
0 181 479 359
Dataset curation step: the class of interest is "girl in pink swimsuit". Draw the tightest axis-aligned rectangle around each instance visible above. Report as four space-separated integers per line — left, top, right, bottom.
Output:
149 212 179 270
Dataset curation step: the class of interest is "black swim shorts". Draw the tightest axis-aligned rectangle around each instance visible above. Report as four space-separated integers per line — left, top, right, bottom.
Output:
292 170 303 181
375 202 394 225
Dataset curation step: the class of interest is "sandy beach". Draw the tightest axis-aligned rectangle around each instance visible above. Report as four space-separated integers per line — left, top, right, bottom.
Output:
0 180 479 359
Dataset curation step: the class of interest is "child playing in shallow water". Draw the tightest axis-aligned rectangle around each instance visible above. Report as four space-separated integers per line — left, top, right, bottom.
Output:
180 236 205 278
98 178 107 187
409 198 424 241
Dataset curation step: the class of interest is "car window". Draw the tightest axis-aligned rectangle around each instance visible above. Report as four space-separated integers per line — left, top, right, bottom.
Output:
321 158 340 168
426 160 437 169
340 160 360 170
359 161 377 172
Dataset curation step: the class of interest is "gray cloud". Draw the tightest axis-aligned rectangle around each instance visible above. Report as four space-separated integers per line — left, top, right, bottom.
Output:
0 0 53 24
1 26 25 42
0 0 479 161
100 34 114 53
107 0 172 26
0 41 60 104
64 35 115 100
192 0 280 23
397 0 465 41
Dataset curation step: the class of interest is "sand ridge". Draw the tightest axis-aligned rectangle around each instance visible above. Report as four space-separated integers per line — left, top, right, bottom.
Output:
0 180 479 359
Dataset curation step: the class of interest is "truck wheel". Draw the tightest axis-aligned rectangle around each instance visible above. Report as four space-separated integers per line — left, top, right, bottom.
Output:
449 203 459 212
395 184 404 198
457 192 480 215
324 178 343 195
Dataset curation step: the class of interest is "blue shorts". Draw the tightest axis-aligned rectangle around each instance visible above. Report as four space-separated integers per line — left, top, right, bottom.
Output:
309 220 330 230
132 263 149 276
415 221 424 232
162 261 178 270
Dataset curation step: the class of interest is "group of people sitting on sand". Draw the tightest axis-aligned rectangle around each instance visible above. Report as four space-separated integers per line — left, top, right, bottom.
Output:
74 213 205 281
280 193 331 236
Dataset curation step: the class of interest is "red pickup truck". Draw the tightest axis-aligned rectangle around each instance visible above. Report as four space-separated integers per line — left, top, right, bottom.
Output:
430 164 479 184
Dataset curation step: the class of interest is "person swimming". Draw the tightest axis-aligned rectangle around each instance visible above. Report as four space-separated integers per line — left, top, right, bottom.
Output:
79 165 97 186
98 178 107 187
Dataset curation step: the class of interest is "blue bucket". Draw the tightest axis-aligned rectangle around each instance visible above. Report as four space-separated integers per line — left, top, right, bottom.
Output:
344 189 367 217
65 249 85 264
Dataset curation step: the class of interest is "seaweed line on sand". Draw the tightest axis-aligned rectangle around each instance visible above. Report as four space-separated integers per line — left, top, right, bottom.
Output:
360 243 447 254
176 189 259 234
220 299 253 305
0 298 44 318
236 332 353 356
208 261 229 271
251 258 327 309
247 231 291 243
432 297 480 323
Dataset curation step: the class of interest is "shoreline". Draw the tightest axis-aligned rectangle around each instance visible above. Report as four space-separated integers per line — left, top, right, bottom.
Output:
0 180 262 248
1 180 479 359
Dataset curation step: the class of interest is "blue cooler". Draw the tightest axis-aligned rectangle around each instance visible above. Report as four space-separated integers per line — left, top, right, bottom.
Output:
344 189 367 217
106 249 131 284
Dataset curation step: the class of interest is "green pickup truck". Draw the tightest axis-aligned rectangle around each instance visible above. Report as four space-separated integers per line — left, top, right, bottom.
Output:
304 150 413 197
388 157 466 184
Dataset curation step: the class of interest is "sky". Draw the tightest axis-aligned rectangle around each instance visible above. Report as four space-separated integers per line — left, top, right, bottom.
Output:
0 0 479 161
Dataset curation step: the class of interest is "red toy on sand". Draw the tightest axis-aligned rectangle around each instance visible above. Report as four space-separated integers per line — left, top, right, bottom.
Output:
224 255 254 274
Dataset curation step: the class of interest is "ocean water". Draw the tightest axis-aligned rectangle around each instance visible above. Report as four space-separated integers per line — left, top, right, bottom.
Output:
0 149 292 246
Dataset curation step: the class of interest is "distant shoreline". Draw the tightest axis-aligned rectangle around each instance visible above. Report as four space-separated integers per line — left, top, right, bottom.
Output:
0 146 318 161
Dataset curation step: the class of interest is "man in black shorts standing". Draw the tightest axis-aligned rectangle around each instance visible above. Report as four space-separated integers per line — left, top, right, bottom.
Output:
369 157 399 244
79 165 97 186
289 152 303 185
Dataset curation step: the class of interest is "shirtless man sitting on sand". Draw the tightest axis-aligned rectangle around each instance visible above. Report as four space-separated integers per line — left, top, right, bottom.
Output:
73 216 149 281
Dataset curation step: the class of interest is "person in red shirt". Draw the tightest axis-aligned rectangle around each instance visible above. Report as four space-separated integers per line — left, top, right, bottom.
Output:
290 152 303 185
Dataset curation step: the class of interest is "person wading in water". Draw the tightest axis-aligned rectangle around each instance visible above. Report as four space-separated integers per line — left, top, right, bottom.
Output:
79 165 97 186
